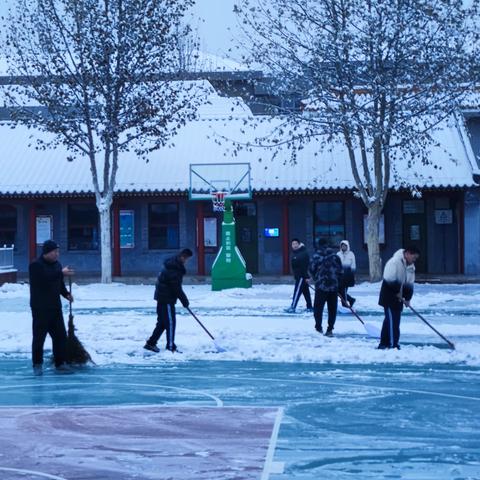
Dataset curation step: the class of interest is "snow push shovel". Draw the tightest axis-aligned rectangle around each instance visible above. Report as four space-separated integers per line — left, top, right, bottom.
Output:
308 284 380 338
186 307 226 353
405 302 455 350
337 293 381 339
65 277 95 365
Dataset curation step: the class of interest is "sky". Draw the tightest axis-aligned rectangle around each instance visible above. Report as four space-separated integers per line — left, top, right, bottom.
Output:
189 0 241 60
0 0 242 61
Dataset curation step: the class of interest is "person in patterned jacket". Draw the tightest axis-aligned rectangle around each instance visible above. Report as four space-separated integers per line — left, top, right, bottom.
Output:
309 238 343 337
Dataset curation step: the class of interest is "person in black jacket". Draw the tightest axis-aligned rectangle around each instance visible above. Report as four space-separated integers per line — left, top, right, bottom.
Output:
285 239 312 313
29 240 74 375
144 248 193 353
309 238 343 337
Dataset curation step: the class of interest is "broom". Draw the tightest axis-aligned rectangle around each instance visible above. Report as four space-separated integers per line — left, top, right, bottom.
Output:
65 277 94 365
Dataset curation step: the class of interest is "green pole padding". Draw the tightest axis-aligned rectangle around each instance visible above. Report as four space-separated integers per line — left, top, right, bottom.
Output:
211 199 252 291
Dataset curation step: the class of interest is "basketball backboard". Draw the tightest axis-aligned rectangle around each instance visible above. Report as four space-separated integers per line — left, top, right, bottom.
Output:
189 163 252 201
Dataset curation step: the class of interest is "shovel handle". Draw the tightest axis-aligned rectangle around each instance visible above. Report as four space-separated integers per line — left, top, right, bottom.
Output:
68 277 72 315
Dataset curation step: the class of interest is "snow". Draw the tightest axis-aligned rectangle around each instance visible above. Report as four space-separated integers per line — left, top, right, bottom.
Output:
1 281 479 367
0 112 476 196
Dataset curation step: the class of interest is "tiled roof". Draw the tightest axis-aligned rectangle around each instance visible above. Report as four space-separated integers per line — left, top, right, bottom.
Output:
0 108 477 196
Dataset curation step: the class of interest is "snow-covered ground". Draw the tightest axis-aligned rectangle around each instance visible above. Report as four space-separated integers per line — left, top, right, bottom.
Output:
1 281 479 367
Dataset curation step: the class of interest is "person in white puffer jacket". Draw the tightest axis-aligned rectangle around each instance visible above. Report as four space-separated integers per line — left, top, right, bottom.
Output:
377 246 420 350
337 240 356 307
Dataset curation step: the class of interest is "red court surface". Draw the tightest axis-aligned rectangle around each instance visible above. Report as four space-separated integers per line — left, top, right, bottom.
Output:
0 405 283 480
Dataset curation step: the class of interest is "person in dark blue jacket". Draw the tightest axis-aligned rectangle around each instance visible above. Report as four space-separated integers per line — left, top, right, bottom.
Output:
29 240 74 375
144 248 193 353
285 238 312 313
309 238 343 337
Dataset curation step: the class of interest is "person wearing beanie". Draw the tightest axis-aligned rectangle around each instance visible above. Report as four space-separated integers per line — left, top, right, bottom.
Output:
29 240 74 375
144 248 193 354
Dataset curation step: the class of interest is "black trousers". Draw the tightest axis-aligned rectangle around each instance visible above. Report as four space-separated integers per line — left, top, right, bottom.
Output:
313 290 338 331
379 307 402 347
290 277 312 309
31 308 67 367
339 285 355 306
148 303 177 350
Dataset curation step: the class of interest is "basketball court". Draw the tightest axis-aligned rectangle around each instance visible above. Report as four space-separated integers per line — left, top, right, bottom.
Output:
1 357 479 479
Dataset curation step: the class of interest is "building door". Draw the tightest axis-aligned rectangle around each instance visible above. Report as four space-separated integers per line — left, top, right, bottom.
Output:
234 202 258 274
402 200 427 273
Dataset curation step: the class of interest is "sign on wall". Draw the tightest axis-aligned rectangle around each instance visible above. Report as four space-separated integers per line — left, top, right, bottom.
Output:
119 210 135 248
363 214 385 244
36 215 53 245
410 224 421 241
204 217 217 247
264 228 279 237
434 209 453 225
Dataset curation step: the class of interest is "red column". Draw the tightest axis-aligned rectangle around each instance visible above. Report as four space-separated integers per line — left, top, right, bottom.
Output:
197 202 205 275
458 194 465 274
282 197 290 275
112 202 121 277
29 203 36 262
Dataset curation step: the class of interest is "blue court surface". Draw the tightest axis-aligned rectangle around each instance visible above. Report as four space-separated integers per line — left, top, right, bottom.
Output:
1 358 479 479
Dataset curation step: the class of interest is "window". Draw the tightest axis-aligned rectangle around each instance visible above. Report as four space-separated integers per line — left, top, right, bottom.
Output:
149 203 179 249
465 115 480 169
403 200 425 214
68 204 99 250
0 205 17 246
234 202 257 217
314 201 345 247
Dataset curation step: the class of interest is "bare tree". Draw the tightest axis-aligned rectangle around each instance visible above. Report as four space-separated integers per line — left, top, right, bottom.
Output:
3 0 205 282
234 0 479 280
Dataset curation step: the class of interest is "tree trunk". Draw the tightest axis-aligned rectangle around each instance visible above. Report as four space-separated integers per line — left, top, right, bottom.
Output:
366 204 383 282
98 197 113 283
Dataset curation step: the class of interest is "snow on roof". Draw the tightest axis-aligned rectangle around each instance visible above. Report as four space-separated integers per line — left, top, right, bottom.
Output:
0 114 476 196
0 49 249 79
192 51 249 72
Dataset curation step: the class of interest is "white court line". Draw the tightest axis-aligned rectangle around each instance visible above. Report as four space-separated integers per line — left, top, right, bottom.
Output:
0 467 67 479
43 372 480 402
261 407 285 480
150 374 480 402
0 382 223 407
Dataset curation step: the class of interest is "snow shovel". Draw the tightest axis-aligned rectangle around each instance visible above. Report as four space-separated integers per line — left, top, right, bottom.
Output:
308 284 380 338
186 307 226 353
65 277 95 364
337 293 381 338
405 302 455 350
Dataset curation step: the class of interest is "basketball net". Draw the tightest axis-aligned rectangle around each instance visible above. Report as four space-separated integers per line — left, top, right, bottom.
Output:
212 191 227 212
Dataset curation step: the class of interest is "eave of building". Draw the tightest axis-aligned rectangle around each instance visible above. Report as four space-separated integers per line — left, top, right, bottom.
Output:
0 185 472 202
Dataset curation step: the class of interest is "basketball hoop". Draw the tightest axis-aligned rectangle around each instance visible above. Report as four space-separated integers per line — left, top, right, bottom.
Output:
212 191 227 212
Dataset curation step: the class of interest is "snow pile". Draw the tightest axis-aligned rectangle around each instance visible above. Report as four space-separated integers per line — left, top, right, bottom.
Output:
0 282 479 367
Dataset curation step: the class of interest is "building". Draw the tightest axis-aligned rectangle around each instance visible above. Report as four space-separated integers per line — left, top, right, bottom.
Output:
1 77 480 279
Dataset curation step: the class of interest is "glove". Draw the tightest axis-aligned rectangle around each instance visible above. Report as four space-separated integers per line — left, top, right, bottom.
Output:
182 300 190 308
